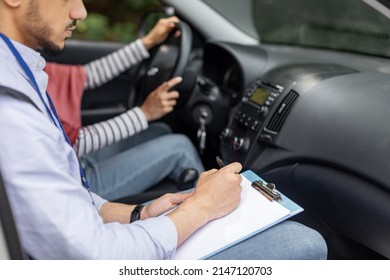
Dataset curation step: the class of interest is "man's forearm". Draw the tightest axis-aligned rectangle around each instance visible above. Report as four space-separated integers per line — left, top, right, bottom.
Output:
167 196 211 246
100 202 134 224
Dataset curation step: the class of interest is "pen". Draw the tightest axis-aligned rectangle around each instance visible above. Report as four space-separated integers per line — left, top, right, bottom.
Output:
156 205 178 217
216 156 226 168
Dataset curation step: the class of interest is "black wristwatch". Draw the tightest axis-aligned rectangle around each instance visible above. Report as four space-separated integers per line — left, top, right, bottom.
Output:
130 205 145 223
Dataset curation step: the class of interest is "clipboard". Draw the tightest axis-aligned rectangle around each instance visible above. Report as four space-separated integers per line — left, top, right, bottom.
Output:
173 170 303 260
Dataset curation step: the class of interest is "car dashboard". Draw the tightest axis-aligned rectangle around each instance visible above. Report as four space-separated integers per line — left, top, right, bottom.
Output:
196 41 390 259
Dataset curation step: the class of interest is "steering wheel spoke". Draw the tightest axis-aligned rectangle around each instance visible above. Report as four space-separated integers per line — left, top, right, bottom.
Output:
136 21 193 107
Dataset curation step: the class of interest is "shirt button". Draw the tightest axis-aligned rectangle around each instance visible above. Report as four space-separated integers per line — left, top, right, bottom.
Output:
37 59 45 69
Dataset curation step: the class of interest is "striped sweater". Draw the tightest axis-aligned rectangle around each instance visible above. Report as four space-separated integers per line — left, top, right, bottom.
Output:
46 39 150 157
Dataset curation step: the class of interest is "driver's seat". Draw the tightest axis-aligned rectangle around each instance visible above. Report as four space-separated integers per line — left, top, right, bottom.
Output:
113 167 198 204
113 178 178 205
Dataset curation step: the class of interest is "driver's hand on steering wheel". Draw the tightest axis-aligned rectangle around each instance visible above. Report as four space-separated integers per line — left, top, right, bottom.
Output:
140 76 182 121
142 16 180 50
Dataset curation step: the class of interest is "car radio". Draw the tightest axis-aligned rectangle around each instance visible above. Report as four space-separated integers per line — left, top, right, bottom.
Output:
220 80 282 154
236 81 281 131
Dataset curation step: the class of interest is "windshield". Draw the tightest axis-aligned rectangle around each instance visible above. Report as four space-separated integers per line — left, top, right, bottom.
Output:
203 0 390 58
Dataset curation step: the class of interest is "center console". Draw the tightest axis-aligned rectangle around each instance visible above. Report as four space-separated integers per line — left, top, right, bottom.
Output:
220 63 357 166
220 78 287 165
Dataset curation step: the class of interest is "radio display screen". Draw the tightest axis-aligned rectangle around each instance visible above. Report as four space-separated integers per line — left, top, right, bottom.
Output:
250 88 268 105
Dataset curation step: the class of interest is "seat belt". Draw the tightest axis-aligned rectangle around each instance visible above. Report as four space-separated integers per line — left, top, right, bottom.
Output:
0 85 40 259
0 85 41 112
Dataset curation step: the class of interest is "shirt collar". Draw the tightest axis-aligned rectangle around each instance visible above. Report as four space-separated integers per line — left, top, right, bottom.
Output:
6 39 49 100
11 39 47 71
0 36 50 114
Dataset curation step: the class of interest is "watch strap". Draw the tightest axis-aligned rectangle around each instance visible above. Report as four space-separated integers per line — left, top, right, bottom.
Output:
130 205 145 223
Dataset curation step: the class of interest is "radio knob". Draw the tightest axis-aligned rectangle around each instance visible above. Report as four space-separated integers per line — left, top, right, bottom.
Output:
259 106 269 116
233 137 247 152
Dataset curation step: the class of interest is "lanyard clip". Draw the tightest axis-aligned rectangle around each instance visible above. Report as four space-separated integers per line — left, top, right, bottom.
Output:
81 176 90 190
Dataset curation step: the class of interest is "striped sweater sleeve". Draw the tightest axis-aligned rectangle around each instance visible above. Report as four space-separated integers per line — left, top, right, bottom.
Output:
74 107 148 157
73 39 150 156
83 39 150 90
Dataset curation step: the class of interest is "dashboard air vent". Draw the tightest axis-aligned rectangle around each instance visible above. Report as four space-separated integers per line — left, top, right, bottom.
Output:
266 90 299 133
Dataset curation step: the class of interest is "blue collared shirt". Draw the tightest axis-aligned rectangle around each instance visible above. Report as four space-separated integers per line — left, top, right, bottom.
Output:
0 38 177 259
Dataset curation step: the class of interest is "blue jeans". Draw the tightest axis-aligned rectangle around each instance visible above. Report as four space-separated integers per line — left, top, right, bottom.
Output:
207 221 328 260
80 123 204 201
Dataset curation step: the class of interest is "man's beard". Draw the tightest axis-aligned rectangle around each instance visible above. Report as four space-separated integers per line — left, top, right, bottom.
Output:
26 25 65 56
37 36 65 57
23 1 65 56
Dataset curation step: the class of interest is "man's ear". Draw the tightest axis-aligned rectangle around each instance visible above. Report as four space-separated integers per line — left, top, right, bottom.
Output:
4 0 22 8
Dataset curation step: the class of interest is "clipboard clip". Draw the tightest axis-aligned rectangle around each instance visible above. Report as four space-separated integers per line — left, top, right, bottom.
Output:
251 180 282 202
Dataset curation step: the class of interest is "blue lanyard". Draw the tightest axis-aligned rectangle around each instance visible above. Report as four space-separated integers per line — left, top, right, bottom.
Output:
0 33 91 191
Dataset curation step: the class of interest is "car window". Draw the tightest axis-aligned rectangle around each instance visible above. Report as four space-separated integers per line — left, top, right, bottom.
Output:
203 0 390 58
73 0 163 42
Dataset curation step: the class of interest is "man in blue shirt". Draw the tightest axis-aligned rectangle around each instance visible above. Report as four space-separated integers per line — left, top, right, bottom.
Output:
0 0 327 259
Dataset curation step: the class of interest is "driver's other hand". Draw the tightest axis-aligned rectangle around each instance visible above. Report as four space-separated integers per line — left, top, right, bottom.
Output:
140 76 182 121
142 16 180 50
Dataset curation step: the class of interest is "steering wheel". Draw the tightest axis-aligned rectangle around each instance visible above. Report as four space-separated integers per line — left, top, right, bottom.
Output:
136 21 194 107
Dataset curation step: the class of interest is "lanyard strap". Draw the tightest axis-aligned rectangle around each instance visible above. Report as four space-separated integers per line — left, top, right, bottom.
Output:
0 33 57 125
0 33 90 190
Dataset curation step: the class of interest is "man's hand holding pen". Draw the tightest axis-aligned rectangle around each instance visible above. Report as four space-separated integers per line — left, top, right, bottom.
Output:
190 161 243 220
147 158 242 220
168 161 242 220
152 159 242 246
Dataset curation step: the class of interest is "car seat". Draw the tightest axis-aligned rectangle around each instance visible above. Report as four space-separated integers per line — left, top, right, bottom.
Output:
0 172 25 260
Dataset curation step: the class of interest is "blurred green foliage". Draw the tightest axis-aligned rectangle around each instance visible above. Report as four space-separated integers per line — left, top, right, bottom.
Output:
74 0 162 42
